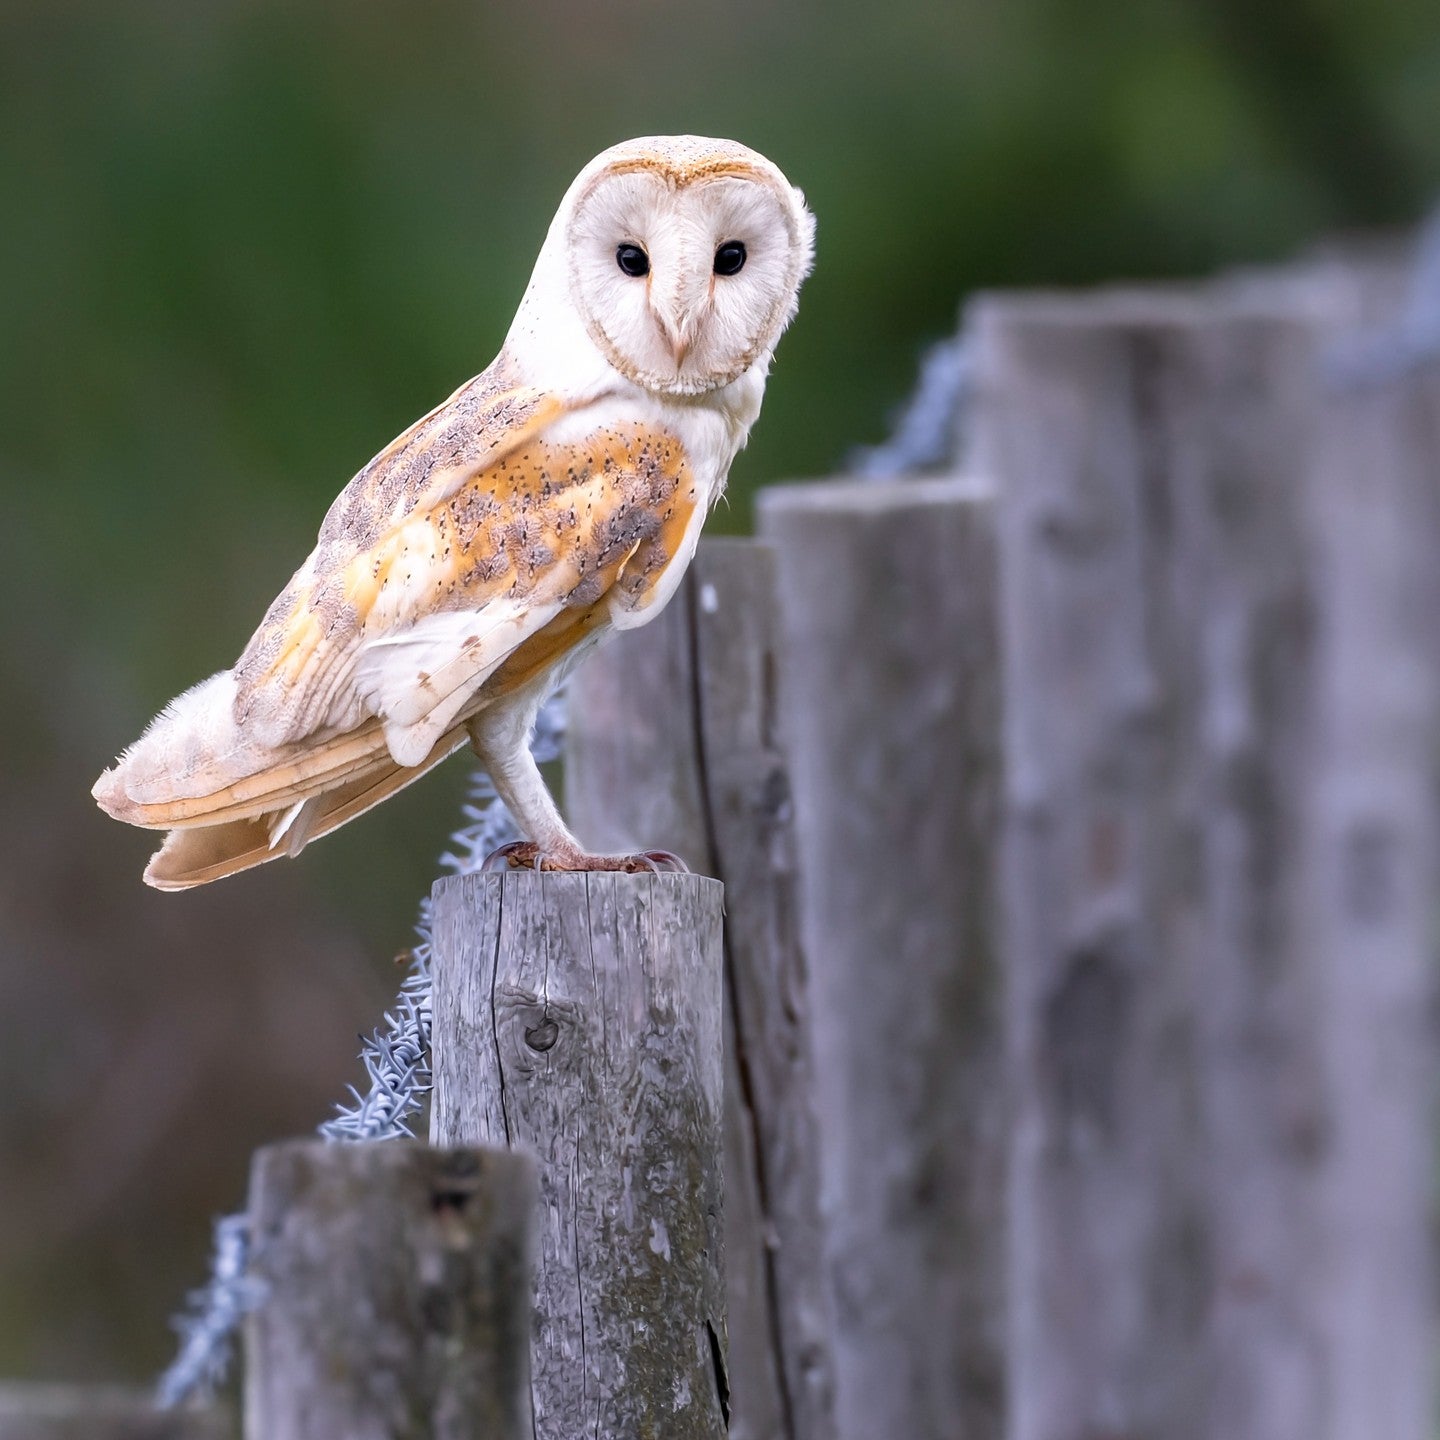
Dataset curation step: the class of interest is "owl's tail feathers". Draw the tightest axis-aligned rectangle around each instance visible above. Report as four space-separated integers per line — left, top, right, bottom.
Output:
92 669 472 889
139 728 472 888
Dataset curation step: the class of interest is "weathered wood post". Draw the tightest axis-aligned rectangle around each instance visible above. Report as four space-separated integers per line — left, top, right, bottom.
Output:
429 872 727 1440
1299 300 1440 1439
0 1387 230 1440
755 478 1007 1440
565 539 837 1440
243 1139 534 1440
971 281 1440 1439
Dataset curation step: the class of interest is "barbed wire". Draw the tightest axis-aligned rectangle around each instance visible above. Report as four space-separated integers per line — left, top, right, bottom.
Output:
155 691 568 1408
849 331 974 479
1323 202 1440 390
154 1214 264 1409
316 941 434 1143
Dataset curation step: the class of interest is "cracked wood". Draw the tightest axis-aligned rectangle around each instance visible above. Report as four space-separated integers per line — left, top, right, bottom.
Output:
756 479 1007 1440
565 538 837 1440
429 872 726 1440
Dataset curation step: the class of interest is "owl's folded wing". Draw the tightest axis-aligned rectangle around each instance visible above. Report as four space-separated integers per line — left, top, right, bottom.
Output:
92 363 699 883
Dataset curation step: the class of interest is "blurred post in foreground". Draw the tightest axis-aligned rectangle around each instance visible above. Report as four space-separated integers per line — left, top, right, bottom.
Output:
243 1140 534 1440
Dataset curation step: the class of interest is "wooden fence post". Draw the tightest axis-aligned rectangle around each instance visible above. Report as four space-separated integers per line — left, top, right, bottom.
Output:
243 1139 534 1440
755 477 1007 1440
564 538 837 1440
1300 310 1440 1439
0 1387 230 1440
429 872 727 1440
971 282 1440 1440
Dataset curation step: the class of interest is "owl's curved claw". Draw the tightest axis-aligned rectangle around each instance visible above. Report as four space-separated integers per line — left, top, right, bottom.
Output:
639 849 690 873
482 841 544 872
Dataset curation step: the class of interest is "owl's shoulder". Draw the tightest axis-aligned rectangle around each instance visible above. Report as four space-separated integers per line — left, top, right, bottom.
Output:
315 355 554 563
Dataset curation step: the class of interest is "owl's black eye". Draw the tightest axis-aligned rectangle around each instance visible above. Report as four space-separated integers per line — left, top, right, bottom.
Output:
714 240 747 276
616 243 650 278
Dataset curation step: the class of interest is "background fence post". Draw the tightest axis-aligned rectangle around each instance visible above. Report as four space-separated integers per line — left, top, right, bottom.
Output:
1302 303 1440 1439
755 477 1007 1440
242 1139 534 1440
0 1387 230 1440
564 537 837 1440
971 282 1440 1440
429 871 727 1440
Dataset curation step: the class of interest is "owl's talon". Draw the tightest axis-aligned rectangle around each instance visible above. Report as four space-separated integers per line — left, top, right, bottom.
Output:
479 842 692 874
482 841 542 871
639 849 690 873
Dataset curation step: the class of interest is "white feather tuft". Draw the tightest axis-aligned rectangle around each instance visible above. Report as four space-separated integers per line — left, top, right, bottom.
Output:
352 603 563 767
95 671 265 810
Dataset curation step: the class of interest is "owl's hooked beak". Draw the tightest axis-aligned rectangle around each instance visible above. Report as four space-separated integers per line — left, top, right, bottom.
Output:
652 301 708 371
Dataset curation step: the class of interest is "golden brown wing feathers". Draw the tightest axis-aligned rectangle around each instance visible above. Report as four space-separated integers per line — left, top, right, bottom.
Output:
94 365 700 885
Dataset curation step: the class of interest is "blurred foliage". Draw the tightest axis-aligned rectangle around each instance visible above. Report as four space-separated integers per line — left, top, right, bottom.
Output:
0 0 1438 1383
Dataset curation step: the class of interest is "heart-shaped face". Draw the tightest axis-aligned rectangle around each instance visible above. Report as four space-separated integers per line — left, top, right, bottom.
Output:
558 136 815 396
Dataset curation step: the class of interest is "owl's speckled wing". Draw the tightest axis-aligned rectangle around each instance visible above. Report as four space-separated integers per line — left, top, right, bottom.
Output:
231 361 695 761
94 359 700 849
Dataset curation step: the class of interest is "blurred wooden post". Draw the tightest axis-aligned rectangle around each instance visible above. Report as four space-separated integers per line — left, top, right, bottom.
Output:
972 283 1439 1440
755 478 1007 1440
1303 315 1440 1438
565 539 837 1440
243 1139 534 1440
429 872 727 1440
0 1387 230 1440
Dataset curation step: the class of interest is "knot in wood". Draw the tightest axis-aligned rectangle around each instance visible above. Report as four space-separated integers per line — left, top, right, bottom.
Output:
524 1018 560 1052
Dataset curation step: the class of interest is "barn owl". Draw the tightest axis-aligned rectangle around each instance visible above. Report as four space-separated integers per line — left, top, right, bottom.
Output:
93 135 815 888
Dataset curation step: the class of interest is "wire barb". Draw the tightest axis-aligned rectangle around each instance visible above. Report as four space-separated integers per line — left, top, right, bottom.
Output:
155 1213 263 1409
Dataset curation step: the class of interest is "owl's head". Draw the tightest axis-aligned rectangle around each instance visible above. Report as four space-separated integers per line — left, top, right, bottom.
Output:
513 136 815 398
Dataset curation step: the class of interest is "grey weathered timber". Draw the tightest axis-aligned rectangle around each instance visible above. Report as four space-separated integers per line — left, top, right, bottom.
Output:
756 478 1007 1440
243 1139 534 1440
429 872 727 1440
566 539 836 1440
1303 328 1440 1439
971 282 1439 1440
0 1387 230 1440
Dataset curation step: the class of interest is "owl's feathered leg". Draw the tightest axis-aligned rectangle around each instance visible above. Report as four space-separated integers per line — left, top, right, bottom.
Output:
469 713 581 860
466 696 690 874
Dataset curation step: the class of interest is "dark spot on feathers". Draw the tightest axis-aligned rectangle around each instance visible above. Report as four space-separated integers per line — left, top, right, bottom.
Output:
566 573 605 607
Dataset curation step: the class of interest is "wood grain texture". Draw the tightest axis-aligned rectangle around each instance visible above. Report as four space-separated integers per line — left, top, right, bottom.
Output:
242 1139 534 1440
0 1387 230 1440
972 282 1440 1440
756 477 1006 1440
429 871 727 1440
565 538 837 1440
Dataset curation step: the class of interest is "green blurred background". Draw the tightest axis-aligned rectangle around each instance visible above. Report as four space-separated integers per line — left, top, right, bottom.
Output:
2 0 1438 1383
